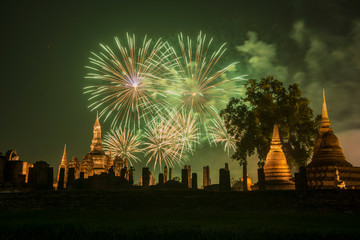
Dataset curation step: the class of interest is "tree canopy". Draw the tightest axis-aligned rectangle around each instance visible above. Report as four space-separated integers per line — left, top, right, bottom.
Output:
220 76 320 168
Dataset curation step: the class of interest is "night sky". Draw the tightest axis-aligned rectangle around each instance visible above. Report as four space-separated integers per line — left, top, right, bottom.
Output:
1 0 360 184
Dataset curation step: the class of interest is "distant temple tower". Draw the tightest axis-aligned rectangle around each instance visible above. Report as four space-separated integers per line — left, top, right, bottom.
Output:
91 112 103 152
306 89 360 189
82 112 109 177
308 90 352 168
164 165 168 182
263 124 295 190
57 144 68 189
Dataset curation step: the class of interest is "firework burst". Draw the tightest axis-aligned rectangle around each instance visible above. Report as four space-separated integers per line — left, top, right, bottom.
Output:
143 118 184 169
164 32 245 130
103 127 142 166
169 110 200 155
209 116 236 155
84 33 173 129
86 32 246 169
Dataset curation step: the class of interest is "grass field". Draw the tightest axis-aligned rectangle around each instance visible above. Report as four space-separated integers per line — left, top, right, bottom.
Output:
1 189 360 239
0 209 359 240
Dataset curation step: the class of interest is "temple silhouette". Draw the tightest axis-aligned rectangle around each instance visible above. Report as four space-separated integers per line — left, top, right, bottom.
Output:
306 90 360 189
56 112 132 190
1 90 360 192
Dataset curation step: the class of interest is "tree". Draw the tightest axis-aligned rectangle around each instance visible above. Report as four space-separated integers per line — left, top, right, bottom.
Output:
220 76 319 191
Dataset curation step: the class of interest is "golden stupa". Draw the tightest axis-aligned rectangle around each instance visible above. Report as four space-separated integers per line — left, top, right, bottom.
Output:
308 89 352 168
306 89 360 189
263 124 295 190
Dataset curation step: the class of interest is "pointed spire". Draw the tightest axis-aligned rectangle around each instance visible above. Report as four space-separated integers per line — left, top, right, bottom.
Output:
91 112 103 152
61 144 67 166
263 124 294 189
94 111 101 128
271 124 281 146
321 89 331 128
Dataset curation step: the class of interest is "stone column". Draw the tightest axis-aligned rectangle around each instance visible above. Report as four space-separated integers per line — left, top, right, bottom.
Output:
158 173 164 185
57 168 65 190
207 166 211 185
203 166 208 188
219 168 230 191
142 167 150 187
181 168 188 188
169 168 173 181
295 166 308 191
187 165 192 188
67 168 75 188
192 173 197 189
164 165 168 182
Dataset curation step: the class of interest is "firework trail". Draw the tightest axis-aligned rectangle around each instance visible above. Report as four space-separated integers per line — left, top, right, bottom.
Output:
103 127 142 166
209 115 236 155
163 32 245 131
84 33 174 129
143 118 185 169
169 110 200 155
86 32 246 168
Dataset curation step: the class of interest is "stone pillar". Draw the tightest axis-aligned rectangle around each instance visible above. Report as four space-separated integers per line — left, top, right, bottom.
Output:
295 166 308 191
30 161 53 190
0 155 7 184
187 165 192 188
169 168 173 181
158 173 164 185
192 173 197 189
225 163 229 171
47 167 54 190
181 168 188 188
142 167 150 187
164 165 168 182
257 168 266 190
4 161 26 187
203 166 208 188
219 168 231 191
67 168 75 188
207 166 211 186
28 168 34 185
57 168 65 190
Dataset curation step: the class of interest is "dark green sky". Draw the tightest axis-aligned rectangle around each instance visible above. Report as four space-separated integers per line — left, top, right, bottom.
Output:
1 0 360 183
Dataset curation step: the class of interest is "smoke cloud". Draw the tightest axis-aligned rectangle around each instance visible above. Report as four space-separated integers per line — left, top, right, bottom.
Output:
236 19 360 165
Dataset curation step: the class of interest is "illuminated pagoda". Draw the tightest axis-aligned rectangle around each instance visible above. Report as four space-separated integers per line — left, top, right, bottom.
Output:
56 144 68 189
82 111 110 177
306 90 360 189
263 124 295 190
56 113 129 188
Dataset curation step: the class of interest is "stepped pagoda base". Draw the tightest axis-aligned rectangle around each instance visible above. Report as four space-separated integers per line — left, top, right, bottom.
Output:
265 180 295 190
307 165 360 189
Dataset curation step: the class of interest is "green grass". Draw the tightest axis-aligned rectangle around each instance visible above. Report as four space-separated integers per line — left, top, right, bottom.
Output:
0 209 359 240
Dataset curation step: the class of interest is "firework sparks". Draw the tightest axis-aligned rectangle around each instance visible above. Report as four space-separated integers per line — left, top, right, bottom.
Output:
84 33 172 129
86 32 246 168
164 32 245 130
209 116 236 155
103 127 142 166
143 117 186 169
170 110 200 155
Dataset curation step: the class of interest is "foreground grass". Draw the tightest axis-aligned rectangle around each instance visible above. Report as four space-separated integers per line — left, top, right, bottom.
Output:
0 209 359 240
